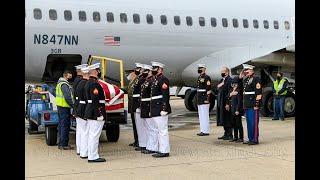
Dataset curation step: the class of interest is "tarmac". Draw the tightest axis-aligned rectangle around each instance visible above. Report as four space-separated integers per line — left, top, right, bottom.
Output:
25 97 295 180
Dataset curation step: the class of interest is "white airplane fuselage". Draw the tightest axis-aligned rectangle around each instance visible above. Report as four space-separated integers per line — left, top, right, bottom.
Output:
25 0 295 86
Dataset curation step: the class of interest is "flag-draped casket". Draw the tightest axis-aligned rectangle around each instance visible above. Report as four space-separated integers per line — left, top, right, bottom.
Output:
98 80 124 111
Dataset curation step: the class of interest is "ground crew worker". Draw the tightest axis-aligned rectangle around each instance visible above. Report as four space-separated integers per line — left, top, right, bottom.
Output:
131 63 147 151
73 64 87 155
56 70 74 150
83 63 107 162
127 64 143 147
75 66 90 159
196 64 212 136
140 65 158 154
150 61 171 158
242 64 262 145
272 72 288 121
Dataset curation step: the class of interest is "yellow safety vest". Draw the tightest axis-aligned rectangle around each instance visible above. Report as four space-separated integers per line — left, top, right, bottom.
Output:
273 78 287 95
55 81 74 108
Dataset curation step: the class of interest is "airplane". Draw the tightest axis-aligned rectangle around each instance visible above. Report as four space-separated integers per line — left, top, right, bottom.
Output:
25 0 295 115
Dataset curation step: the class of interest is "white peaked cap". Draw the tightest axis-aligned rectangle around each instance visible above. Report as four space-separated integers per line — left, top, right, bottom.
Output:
143 64 153 70
135 63 143 68
87 63 100 70
81 67 89 73
75 64 88 70
151 61 165 68
242 64 255 70
197 64 206 68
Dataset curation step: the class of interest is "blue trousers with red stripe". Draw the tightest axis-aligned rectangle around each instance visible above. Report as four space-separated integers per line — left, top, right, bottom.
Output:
245 108 259 143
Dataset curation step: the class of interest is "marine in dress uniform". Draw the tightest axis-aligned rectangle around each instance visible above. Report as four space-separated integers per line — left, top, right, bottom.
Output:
196 64 212 136
75 66 90 158
83 63 107 162
242 64 262 145
73 64 87 155
150 61 171 158
131 63 147 151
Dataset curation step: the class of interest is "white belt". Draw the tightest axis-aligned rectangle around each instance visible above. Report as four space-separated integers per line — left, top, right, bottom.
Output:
244 91 255 95
79 101 86 104
141 98 151 101
151 95 163 100
99 100 106 104
197 89 206 92
133 94 140 97
87 100 92 103
75 97 79 100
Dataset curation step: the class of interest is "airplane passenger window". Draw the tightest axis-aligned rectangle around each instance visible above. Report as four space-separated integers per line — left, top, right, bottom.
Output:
120 13 127 23
133 14 140 24
274 20 279 29
93 12 100 22
233 19 238 28
222 18 228 27
161 15 167 25
33 8 42 20
253 19 259 28
263 20 269 29
285 21 290 30
107 12 114 22
146 14 153 24
243 19 249 28
49 9 57 20
199 17 205 26
174 16 181 25
79 11 86 21
64 10 72 21
186 16 193 26
211 17 217 27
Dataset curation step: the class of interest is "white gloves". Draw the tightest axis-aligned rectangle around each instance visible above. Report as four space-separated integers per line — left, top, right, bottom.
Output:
136 108 141 113
160 111 168 116
97 116 104 121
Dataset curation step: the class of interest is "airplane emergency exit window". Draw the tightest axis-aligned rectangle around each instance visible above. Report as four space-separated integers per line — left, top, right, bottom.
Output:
107 12 114 22
79 11 86 21
199 17 205 26
253 19 259 28
93 12 100 22
222 18 228 27
161 15 167 25
120 13 127 23
211 17 217 27
49 9 57 20
285 21 290 30
174 16 181 25
33 8 42 20
186 16 193 26
133 14 140 24
233 19 239 28
64 10 72 21
273 21 279 29
146 14 153 24
243 19 249 28
263 20 269 29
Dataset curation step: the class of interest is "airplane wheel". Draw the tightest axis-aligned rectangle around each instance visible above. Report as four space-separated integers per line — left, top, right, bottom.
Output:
184 90 197 111
106 124 120 142
45 126 57 146
284 92 295 117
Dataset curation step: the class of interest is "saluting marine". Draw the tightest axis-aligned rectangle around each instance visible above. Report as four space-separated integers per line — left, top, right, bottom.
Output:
196 64 212 136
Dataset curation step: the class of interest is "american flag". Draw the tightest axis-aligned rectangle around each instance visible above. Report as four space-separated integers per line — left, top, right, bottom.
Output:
104 36 120 46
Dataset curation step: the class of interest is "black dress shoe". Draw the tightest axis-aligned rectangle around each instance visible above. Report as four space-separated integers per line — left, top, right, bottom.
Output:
229 138 238 142
248 142 259 145
135 147 146 151
218 135 226 140
80 156 88 159
236 139 244 143
272 118 279 120
141 149 157 154
129 142 139 147
88 158 106 163
59 145 74 150
152 153 170 158
243 141 250 144
197 132 210 136
280 118 285 121
223 136 233 140
77 153 80 155
197 132 203 136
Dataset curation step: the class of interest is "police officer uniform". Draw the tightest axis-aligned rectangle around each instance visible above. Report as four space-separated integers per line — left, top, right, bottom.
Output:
242 64 262 145
73 64 87 155
83 63 107 162
196 64 212 136
150 61 171 158
75 66 90 158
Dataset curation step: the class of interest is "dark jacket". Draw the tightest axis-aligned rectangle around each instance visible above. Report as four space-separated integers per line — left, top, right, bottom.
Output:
73 75 83 113
140 76 153 118
196 73 212 105
216 75 232 126
243 75 262 109
150 73 171 117
132 75 145 112
227 77 244 115
127 76 138 114
75 78 88 119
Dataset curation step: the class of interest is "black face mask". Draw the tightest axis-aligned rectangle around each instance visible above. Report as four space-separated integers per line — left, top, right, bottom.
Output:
198 69 202 74
135 70 140 75
142 73 148 78
277 76 281 80
97 71 102 78
152 70 158 75
67 78 72 82
221 73 226 77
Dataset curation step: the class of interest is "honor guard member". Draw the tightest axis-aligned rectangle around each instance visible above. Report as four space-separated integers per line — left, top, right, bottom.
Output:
140 65 158 154
132 63 147 151
196 64 212 136
75 66 90 159
127 63 143 147
73 64 88 155
83 63 107 162
150 61 171 158
242 64 262 145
